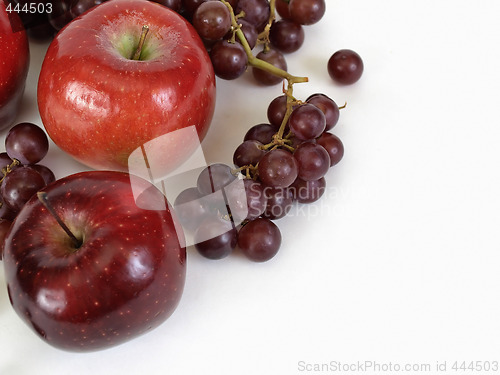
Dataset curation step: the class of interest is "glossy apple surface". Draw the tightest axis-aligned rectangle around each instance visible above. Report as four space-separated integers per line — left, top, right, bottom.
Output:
0 2 30 130
2 170 186 351
38 0 216 172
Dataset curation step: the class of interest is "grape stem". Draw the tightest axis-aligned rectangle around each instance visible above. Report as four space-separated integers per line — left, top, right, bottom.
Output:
220 0 308 86
257 0 276 52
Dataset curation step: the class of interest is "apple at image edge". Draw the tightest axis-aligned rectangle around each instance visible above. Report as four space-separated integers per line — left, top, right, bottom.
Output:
2 170 186 352
0 2 30 130
38 0 216 173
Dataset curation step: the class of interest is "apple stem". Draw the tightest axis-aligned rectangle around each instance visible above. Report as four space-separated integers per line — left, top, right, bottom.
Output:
132 25 150 61
37 192 83 249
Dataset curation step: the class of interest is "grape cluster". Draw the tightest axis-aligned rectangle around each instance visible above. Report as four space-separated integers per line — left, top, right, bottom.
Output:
173 91 343 262
0 123 55 259
17 0 326 86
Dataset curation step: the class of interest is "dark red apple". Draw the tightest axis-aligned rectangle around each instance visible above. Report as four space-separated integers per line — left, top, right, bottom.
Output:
38 0 216 172
2 170 186 351
0 1 30 130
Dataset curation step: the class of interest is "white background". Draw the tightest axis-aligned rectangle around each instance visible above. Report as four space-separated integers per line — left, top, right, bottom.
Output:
2 0 500 374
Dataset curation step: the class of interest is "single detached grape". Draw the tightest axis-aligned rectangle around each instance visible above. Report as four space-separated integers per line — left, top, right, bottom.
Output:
258 149 298 188
290 177 326 204
267 95 288 130
307 93 340 131
263 186 294 220
194 218 238 259
328 49 364 85
238 218 282 262
244 123 276 145
233 140 266 167
236 0 270 32
193 1 232 41
288 104 326 141
0 166 46 212
197 163 236 195
294 142 330 181
210 40 248 80
289 0 326 25
269 19 305 53
252 49 287 86
316 132 344 166
5 122 49 165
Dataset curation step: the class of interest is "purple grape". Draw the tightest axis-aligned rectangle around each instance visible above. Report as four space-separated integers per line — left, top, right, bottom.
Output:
210 40 248 80
233 140 266 167
316 132 344 166
307 93 340 131
293 142 330 181
5 122 49 165
288 104 326 141
263 187 294 220
243 123 276 145
0 166 46 212
238 218 282 262
269 19 305 53
289 177 326 204
252 49 287 86
194 218 238 259
258 149 298 188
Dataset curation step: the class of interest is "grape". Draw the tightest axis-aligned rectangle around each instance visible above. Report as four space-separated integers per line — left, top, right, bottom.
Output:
197 163 236 196
150 0 182 12
70 0 106 18
328 49 364 85
210 40 248 80
225 179 267 221
0 195 17 221
28 164 55 185
294 142 330 181
289 0 326 25
194 218 238 259
0 218 12 261
258 149 298 188
306 93 340 131
238 218 282 262
252 49 287 86
5 123 49 165
243 123 276 145
183 0 207 17
235 0 270 32
193 1 232 41
0 153 14 174
275 0 291 19
267 95 288 130
0 166 46 212
263 186 293 220
48 0 73 31
288 104 326 140
269 19 305 54
229 19 258 50
233 140 266 167
316 132 344 166
173 187 210 231
289 177 326 203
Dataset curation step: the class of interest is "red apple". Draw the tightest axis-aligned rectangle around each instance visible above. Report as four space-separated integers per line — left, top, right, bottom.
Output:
2 170 186 351
0 1 30 130
38 0 216 172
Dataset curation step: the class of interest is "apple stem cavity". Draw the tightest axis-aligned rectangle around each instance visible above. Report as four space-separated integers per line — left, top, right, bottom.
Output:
37 192 83 249
131 25 150 61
